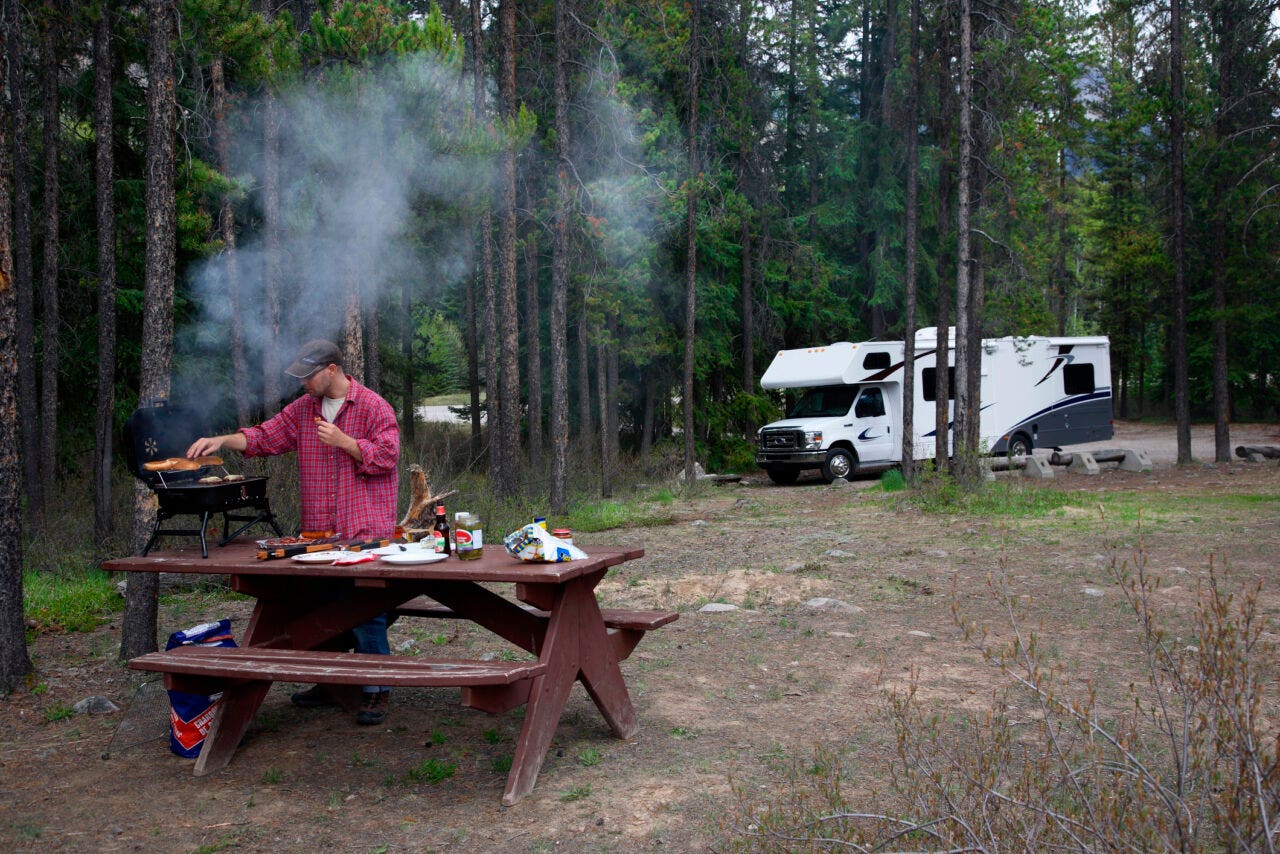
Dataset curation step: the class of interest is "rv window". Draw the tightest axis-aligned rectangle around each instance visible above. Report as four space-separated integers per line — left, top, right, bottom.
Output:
921 367 955 402
855 387 885 418
786 385 858 419
862 352 890 370
1063 363 1095 395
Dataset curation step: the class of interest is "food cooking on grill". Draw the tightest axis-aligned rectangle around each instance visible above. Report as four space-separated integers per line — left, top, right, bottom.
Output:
142 455 223 472
223 473 245 482
198 475 224 484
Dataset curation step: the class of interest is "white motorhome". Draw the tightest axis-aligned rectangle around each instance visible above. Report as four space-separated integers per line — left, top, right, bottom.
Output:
755 327 1113 483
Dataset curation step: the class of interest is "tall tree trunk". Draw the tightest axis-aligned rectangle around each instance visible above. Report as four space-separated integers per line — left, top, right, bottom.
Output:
464 224 481 442
364 297 380 391
683 0 700 483
1209 2 1233 463
92 1 118 555
1169 0 1190 463
901 0 920 482
596 331 610 498
495 0 520 498
1211 206 1229 461
951 0 977 486
0 0 31 691
524 225 542 472
548 0 571 513
261 94 283 416
341 270 364 379
932 6 954 473
738 0 755 395
639 375 655 458
483 212 498 476
468 0 486 448
123 0 178 661
576 310 594 445
740 216 754 392
7 0 39 521
38 14 59 508
211 57 251 428
401 277 415 448
606 312 619 464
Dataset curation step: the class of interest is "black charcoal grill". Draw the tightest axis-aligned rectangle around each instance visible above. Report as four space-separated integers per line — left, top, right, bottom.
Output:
124 400 282 557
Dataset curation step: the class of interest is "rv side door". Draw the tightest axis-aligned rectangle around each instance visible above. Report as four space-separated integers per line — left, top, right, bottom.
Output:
852 387 894 463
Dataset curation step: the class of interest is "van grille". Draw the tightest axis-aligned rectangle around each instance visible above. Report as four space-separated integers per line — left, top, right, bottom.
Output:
760 428 803 450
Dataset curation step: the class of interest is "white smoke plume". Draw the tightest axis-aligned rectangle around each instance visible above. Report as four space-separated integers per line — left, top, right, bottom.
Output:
175 54 492 426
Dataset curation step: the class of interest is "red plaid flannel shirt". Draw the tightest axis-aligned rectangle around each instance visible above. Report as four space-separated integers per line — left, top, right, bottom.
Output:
240 378 399 539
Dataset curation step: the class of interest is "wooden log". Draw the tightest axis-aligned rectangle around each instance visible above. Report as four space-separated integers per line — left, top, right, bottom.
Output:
1081 448 1128 464
987 455 1029 472
1235 445 1280 460
397 464 456 531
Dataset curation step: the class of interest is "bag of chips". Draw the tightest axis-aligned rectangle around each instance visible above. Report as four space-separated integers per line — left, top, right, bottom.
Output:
503 524 588 563
164 619 236 758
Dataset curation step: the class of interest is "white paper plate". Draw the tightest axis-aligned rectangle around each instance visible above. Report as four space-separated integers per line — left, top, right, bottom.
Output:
379 551 449 566
369 542 431 556
290 550 347 563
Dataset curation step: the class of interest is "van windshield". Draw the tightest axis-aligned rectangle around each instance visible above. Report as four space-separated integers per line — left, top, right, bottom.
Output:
787 385 858 419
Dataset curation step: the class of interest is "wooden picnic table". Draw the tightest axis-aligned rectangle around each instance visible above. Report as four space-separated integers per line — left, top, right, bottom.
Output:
104 541 664 805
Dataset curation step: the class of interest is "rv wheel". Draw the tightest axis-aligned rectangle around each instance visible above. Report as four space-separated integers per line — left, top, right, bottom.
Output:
766 467 800 485
821 448 856 483
1007 432 1033 457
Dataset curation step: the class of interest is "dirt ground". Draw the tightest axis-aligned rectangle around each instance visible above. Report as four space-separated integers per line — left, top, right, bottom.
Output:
2 421 1279 853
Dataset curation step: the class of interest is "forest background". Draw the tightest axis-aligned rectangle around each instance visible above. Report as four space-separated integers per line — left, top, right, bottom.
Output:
0 0 1277 685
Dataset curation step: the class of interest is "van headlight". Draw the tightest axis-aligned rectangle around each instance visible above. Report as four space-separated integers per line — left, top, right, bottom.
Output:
803 431 823 449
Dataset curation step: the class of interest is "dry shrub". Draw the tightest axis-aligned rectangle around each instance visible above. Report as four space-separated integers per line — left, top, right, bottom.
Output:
726 545 1280 852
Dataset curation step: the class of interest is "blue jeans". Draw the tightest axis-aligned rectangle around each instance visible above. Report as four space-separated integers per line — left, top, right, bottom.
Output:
351 612 389 693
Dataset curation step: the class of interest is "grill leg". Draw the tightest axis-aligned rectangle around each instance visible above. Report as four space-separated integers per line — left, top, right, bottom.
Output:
141 527 162 556
218 500 283 546
198 512 212 559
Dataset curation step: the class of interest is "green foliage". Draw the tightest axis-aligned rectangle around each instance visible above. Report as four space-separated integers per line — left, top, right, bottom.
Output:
879 469 906 492
559 784 592 802
898 469 1076 517
23 568 120 633
402 758 456 785
43 703 75 723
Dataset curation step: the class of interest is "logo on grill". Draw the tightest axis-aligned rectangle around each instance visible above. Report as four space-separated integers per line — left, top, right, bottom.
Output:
144 437 159 457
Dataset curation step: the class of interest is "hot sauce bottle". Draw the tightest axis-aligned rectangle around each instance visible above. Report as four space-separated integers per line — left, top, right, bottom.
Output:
433 505 451 555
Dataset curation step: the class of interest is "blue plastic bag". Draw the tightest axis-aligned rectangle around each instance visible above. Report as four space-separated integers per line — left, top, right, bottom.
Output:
165 619 236 758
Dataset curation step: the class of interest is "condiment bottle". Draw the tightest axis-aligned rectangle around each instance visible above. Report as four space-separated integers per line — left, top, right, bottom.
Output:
432 504 451 555
552 527 573 545
455 511 484 561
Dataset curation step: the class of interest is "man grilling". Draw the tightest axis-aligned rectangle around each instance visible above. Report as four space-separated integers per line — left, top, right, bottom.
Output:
186 339 400 725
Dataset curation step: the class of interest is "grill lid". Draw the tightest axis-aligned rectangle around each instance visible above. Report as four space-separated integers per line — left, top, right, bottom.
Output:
124 399 213 488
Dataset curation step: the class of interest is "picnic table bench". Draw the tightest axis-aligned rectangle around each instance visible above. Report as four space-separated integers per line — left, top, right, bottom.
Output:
391 596 678 661
106 542 666 804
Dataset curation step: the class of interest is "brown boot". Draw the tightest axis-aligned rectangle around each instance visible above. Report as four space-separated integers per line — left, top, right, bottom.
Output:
356 690 389 725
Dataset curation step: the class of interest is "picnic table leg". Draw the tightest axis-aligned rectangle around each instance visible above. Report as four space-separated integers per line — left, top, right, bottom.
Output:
193 680 271 776
572 584 639 740
502 586 578 806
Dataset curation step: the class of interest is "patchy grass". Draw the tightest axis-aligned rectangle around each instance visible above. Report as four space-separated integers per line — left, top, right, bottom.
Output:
898 473 1079 517
23 567 120 633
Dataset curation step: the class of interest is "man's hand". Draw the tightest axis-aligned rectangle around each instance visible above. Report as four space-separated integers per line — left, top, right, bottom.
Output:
187 433 246 458
316 418 362 461
187 436 224 458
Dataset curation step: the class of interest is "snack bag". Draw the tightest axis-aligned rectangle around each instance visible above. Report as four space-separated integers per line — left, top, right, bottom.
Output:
503 524 588 563
164 619 236 758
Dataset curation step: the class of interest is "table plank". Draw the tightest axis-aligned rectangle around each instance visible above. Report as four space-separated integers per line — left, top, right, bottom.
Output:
104 542 644 584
